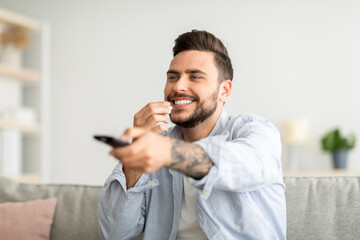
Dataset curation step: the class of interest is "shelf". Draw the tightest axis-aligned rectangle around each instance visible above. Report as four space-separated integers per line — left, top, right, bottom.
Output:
0 63 41 82
283 170 360 177
0 7 49 183
0 7 41 31
0 120 40 134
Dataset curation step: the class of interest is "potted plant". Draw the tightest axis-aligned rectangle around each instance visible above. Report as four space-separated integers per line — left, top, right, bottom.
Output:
321 128 356 169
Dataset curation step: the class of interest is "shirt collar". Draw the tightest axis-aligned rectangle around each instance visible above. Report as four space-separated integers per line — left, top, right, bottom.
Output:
208 109 229 137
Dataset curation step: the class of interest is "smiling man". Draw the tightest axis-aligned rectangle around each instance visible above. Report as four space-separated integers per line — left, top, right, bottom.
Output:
98 30 286 240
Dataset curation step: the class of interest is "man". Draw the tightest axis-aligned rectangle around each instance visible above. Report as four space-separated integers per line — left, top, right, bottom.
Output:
98 30 286 240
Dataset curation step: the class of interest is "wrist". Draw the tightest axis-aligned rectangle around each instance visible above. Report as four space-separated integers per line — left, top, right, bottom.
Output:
164 137 176 167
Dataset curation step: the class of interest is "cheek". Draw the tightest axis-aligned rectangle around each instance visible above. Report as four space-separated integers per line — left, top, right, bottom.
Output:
164 84 172 99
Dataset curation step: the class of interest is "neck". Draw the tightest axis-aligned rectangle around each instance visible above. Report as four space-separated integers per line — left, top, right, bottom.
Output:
181 105 223 142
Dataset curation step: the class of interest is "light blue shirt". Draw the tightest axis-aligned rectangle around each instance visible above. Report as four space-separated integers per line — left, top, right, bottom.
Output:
98 110 286 240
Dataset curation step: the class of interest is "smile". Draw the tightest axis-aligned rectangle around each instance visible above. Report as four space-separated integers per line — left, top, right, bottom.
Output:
174 100 193 105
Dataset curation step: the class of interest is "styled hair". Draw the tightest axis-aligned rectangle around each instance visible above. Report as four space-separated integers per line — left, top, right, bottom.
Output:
173 30 233 82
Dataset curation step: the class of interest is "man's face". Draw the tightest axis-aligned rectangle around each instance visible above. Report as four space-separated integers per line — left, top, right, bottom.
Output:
164 50 222 128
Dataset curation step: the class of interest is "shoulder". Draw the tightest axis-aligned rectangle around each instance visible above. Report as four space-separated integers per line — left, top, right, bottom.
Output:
229 113 275 127
225 113 280 139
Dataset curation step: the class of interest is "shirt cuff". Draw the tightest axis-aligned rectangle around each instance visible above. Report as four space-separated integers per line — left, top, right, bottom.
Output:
105 163 159 195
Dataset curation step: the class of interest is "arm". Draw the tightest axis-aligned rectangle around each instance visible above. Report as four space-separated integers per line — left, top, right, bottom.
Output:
98 102 170 238
99 131 213 239
122 101 172 189
112 115 282 194
112 110 281 195
111 128 214 178
189 117 283 194
97 164 150 239
169 139 213 179
111 101 213 184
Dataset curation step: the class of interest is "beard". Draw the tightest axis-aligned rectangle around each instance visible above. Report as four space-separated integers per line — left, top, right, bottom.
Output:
168 90 219 128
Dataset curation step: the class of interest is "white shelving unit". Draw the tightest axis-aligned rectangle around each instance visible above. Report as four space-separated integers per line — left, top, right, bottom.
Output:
0 7 50 183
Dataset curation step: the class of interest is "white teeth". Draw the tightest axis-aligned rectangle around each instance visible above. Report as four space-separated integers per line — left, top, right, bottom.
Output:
174 100 193 105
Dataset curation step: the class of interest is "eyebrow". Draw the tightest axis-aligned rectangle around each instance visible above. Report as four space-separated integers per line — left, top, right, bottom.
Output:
166 69 208 76
167 70 180 75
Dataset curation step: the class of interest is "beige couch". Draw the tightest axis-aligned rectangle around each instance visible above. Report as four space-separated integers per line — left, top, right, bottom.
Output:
1 176 360 239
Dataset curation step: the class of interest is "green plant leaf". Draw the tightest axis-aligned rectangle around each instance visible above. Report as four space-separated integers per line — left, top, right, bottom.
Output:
320 128 356 152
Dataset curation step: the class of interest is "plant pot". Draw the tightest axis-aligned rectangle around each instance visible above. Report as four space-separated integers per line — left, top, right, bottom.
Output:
332 149 348 169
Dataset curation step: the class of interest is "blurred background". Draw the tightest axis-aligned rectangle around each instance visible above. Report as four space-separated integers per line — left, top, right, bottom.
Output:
0 0 359 185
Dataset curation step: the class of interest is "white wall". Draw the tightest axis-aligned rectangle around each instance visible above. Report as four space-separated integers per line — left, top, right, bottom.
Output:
1 0 359 185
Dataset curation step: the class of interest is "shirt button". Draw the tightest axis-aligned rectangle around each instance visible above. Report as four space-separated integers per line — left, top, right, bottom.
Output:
203 191 209 196
150 182 155 187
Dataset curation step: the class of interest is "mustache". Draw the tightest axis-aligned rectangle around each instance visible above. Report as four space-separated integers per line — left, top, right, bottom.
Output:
166 93 200 102
167 93 199 102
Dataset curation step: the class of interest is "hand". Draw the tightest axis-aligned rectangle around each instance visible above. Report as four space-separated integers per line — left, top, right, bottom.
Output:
121 101 171 188
110 128 172 173
133 101 172 133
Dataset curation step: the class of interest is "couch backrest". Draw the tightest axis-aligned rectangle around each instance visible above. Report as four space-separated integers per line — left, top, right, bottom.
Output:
2 176 360 239
0 176 104 240
284 177 360 240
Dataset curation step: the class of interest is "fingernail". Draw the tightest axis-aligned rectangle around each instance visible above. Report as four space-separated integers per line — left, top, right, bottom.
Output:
164 101 170 106
119 135 130 142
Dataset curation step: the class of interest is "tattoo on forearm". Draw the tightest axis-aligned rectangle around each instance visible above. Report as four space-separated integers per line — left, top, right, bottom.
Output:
169 139 213 179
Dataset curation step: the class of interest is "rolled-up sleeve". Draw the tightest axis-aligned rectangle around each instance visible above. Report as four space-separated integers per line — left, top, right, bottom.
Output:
189 117 282 199
98 163 158 239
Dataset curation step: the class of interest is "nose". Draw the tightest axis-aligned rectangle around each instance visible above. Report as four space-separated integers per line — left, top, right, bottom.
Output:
172 76 188 93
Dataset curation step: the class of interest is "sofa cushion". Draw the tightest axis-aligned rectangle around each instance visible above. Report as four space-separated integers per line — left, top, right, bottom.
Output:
0 176 104 240
284 177 360 239
2 176 360 239
0 198 57 240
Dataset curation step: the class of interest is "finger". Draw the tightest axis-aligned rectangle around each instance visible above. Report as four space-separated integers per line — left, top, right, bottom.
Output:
141 115 169 129
134 102 172 127
117 139 148 168
109 144 133 160
151 124 169 133
111 127 150 159
121 148 156 173
123 154 159 173
122 127 147 141
110 131 145 160
138 101 171 117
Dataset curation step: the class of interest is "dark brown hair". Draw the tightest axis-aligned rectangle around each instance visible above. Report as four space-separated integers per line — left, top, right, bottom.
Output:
173 30 233 82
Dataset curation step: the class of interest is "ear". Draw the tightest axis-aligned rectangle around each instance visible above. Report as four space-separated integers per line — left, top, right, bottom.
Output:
219 80 232 103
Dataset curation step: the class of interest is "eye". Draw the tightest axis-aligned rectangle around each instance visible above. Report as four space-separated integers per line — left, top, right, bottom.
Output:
167 75 178 81
191 75 202 80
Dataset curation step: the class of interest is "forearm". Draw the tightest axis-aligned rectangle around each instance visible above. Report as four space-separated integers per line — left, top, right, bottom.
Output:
191 128 282 192
111 128 213 180
168 139 213 179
